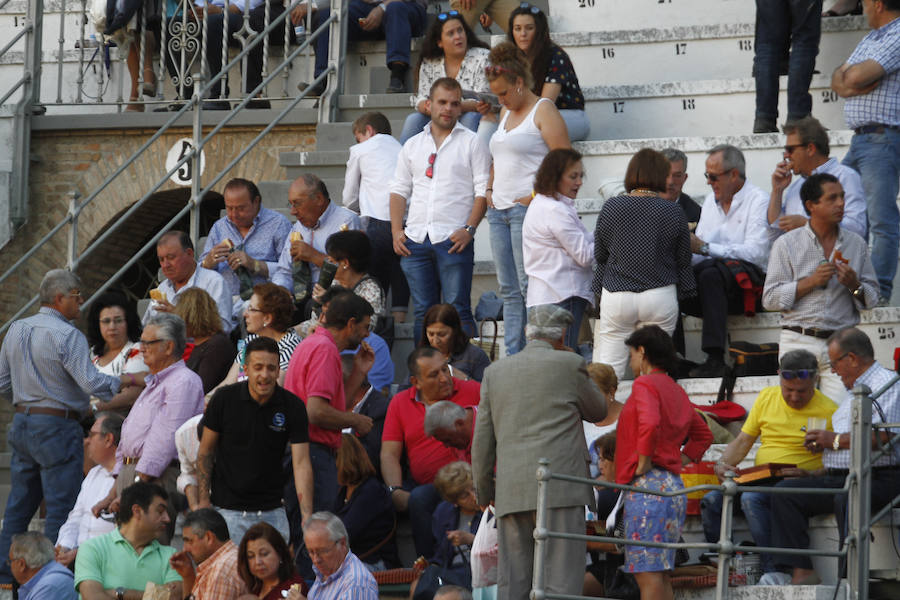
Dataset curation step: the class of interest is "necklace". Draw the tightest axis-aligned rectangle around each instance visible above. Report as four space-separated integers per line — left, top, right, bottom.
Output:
630 189 658 196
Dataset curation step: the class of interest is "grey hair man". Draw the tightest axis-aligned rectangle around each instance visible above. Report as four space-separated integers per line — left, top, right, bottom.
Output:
0 269 129 585
681 144 771 377
425 400 476 452
10 532 76 600
434 584 473 600
473 304 606 600
296 512 378 600
169 508 247 599
661 147 701 222
93 313 204 540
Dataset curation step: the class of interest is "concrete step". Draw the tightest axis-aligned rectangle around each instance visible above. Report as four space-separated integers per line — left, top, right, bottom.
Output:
561 17 867 87
549 0 756 34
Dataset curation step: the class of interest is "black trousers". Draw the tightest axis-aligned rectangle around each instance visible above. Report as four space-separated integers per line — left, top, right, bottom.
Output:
770 468 900 570
678 259 749 356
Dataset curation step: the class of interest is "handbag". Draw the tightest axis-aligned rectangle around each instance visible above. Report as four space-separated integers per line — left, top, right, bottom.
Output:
471 507 498 588
412 548 472 600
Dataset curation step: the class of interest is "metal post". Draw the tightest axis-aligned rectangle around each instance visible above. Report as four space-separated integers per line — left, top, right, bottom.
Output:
848 383 872 600
189 80 203 250
76 0 87 103
56 0 67 103
714 475 736 600
319 0 345 123
531 458 550 600
66 192 81 269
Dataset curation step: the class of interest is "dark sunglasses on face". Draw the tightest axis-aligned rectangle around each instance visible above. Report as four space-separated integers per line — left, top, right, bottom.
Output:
780 369 817 380
437 9 460 21
426 152 436 178
704 170 732 183
519 2 540 13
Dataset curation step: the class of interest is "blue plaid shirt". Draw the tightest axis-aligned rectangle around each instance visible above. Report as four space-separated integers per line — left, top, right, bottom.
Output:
843 16 900 129
308 550 378 600
200 206 292 298
0 307 120 414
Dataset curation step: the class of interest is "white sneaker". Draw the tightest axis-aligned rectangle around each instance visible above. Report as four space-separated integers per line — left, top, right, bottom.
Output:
758 571 793 585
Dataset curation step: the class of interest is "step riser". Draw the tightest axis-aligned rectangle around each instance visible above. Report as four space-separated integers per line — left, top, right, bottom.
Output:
549 0 756 33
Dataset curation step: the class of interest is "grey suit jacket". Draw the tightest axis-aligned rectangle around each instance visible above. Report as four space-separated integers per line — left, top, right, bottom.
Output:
471 339 607 517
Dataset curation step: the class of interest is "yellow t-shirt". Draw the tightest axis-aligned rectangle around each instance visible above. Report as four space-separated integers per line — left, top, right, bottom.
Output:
741 386 838 470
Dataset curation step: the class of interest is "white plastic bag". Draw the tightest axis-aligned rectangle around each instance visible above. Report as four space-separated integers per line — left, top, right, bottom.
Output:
471 506 499 588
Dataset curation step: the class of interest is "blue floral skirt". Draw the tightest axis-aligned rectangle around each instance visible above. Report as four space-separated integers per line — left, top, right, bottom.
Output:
623 467 686 573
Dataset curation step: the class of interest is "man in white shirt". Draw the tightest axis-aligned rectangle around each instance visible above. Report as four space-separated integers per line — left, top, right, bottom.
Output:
54 412 123 568
345 112 409 323
768 115 867 240
389 77 490 343
144 231 233 333
682 144 771 377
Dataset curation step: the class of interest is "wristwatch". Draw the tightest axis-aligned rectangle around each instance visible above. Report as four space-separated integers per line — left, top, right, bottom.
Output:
115 587 125 600
851 285 864 301
833 433 842 451
462 225 476 236
699 242 710 256
388 485 403 494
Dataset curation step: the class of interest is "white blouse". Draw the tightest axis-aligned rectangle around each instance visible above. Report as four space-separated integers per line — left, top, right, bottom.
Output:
91 340 147 377
414 46 491 109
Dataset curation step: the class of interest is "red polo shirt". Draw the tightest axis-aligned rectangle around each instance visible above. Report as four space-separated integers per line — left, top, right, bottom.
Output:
382 379 480 484
284 327 344 449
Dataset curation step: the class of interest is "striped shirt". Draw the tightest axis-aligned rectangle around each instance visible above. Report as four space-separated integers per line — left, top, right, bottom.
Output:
0 306 120 414
843 16 900 129
824 361 900 469
192 540 247 600
308 550 378 600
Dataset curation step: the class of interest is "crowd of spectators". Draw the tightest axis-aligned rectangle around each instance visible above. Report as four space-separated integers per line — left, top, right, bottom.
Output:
1 0 899 598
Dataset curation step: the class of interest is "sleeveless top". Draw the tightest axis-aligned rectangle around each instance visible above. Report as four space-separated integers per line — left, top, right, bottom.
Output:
489 97 552 210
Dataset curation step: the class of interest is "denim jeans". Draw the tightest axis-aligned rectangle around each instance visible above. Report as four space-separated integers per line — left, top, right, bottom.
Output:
401 235 476 343
843 128 900 299
753 0 822 121
309 442 339 512
314 0 426 77
0 413 84 583
365 217 410 311
218 506 290 547
487 204 528 354
399 110 483 144
700 490 775 573
406 483 441 558
559 109 590 142
554 296 589 351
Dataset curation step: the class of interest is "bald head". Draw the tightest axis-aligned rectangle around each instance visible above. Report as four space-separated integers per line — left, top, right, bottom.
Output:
288 175 330 228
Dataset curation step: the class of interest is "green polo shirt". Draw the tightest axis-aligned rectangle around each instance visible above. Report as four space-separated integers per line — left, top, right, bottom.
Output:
74 528 181 596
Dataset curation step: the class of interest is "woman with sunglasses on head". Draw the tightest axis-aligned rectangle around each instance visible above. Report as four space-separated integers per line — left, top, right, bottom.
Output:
398 10 494 144
484 41 570 355
507 3 589 141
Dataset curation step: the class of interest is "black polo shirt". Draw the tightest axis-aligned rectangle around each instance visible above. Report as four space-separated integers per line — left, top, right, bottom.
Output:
202 381 309 511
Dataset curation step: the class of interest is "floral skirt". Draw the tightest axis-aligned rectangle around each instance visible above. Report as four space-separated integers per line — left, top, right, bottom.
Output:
623 467 686 573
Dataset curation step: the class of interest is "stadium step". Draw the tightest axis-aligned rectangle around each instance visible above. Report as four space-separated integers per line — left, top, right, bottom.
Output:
549 0 756 34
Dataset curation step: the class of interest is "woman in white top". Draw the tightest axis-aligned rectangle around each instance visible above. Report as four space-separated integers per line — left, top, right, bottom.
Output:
522 148 594 350
86 291 148 415
485 42 570 355
398 10 494 144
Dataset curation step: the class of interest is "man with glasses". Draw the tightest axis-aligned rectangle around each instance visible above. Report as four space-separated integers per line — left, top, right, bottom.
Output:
287 512 376 600
767 116 866 241
768 327 900 585
144 230 233 333
699 349 837 579
0 269 132 586
389 77 490 344
93 313 204 542
681 144 770 377
764 173 878 401
831 0 900 304
54 412 124 568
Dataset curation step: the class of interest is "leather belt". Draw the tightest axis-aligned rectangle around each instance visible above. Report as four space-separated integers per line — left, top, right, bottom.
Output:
782 325 834 340
854 124 899 135
123 456 140 465
15 405 81 421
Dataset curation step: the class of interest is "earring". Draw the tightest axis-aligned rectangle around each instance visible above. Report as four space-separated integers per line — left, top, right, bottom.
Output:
263 322 269 327
516 87 521 94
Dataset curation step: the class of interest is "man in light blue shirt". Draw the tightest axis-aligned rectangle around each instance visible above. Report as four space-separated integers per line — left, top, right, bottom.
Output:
0 270 129 585
9 532 76 600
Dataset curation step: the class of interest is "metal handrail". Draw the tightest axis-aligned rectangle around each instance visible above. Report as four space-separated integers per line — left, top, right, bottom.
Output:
532 383 899 600
0 0 346 333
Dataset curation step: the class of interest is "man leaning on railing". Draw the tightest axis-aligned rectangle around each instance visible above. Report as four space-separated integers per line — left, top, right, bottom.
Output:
766 326 900 585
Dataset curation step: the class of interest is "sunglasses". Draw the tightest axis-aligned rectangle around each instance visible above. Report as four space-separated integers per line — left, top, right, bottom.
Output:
426 152 436 178
519 2 540 13
484 64 514 76
783 144 805 154
780 369 817 380
437 9 460 21
704 170 732 183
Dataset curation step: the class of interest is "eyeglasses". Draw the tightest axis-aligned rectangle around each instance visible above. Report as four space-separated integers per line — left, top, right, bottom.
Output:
426 152 436 178
437 9 459 21
303 541 339 560
99 317 126 326
832 352 853 365
484 64 514 77
139 338 166 348
780 368 818 380
68 290 82 298
783 144 805 154
518 2 540 13
704 170 731 183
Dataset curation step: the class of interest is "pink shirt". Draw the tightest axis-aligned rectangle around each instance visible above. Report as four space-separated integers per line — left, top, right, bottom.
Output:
284 327 345 449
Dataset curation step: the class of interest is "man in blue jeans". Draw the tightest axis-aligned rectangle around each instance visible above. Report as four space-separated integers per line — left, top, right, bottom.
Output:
389 77 490 342
312 0 426 93
752 0 823 133
699 349 837 576
0 270 129 585
831 0 900 303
